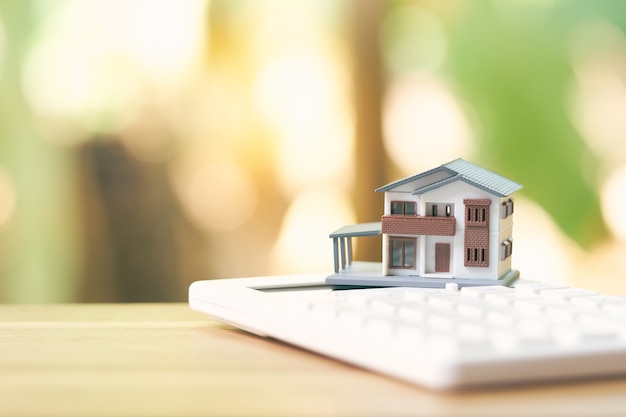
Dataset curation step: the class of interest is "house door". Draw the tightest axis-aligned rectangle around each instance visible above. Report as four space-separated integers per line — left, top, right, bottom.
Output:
435 243 450 273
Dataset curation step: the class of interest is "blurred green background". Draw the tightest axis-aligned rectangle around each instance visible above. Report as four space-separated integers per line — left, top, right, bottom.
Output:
1 0 625 302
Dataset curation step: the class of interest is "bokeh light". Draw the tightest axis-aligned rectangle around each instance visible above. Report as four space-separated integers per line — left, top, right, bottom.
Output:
123 0 207 86
383 75 472 174
2 0 626 302
171 151 258 233
380 5 447 76
0 12 5 78
601 165 626 243
0 167 16 231
254 47 353 197
21 0 207 143
271 188 355 274
513 198 580 284
569 17 626 165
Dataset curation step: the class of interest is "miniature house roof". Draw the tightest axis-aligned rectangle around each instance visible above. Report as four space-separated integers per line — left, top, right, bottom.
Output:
329 222 382 238
375 158 522 197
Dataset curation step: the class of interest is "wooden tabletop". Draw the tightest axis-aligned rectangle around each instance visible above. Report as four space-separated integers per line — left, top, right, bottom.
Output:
2 303 626 417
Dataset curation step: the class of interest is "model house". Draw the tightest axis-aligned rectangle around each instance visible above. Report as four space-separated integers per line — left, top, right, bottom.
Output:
327 158 523 288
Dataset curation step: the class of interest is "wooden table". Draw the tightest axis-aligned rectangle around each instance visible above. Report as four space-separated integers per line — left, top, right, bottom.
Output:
2 304 626 417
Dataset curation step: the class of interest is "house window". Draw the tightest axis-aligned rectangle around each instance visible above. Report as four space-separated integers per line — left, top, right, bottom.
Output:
500 239 514 260
465 245 489 266
391 201 416 216
426 203 454 217
500 199 515 219
389 238 416 269
466 206 488 224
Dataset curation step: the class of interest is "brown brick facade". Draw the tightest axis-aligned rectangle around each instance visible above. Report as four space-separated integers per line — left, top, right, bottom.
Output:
464 227 489 267
381 215 456 236
464 199 491 268
463 198 492 206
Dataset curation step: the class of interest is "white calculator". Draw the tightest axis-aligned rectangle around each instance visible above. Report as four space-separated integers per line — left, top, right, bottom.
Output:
189 273 626 390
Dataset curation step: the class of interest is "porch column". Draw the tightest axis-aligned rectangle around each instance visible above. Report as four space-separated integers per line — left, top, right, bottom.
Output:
340 238 347 270
347 237 353 267
332 237 340 273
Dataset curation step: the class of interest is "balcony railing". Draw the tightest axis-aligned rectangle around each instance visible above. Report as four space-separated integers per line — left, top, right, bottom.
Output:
381 215 456 236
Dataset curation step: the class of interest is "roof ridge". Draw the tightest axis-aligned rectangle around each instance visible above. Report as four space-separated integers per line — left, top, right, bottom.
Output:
376 158 522 197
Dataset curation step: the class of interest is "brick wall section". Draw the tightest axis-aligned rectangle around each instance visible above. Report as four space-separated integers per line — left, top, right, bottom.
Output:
463 198 491 206
381 215 456 236
463 198 491 268
464 227 489 267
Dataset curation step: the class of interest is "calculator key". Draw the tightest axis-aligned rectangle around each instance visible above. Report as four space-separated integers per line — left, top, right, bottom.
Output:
540 288 597 302
370 299 397 315
514 282 568 296
486 308 518 326
403 288 448 302
365 317 394 337
455 299 487 318
426 313 455 332
397 305 427 322
460 285 514 298
427 294 462 310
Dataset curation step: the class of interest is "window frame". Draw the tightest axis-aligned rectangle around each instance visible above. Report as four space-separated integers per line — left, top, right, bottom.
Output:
389 237 417 269
390 201 416 216
500 238 514 260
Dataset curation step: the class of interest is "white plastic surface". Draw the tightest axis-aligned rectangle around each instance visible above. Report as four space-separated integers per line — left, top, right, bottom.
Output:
189 274 626 390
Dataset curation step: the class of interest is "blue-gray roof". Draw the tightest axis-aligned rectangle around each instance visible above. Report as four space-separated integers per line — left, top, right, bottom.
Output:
375 158 522 197
329 222 381 238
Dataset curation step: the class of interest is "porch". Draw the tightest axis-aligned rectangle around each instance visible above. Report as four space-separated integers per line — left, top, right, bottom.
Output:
329 222 381 273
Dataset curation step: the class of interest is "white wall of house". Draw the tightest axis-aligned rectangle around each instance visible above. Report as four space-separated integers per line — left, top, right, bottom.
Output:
422 181 501 280
498 196 515 277
382 181 516 280
382 191 422 276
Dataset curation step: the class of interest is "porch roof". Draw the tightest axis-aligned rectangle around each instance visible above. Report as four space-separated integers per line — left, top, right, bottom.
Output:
329 222 382 238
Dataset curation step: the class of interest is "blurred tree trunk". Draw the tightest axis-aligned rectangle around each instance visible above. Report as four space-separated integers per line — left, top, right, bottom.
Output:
349 0 388 262
78 138 203 302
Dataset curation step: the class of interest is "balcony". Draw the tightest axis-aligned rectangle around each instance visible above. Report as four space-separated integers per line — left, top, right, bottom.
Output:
381 215 456 236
